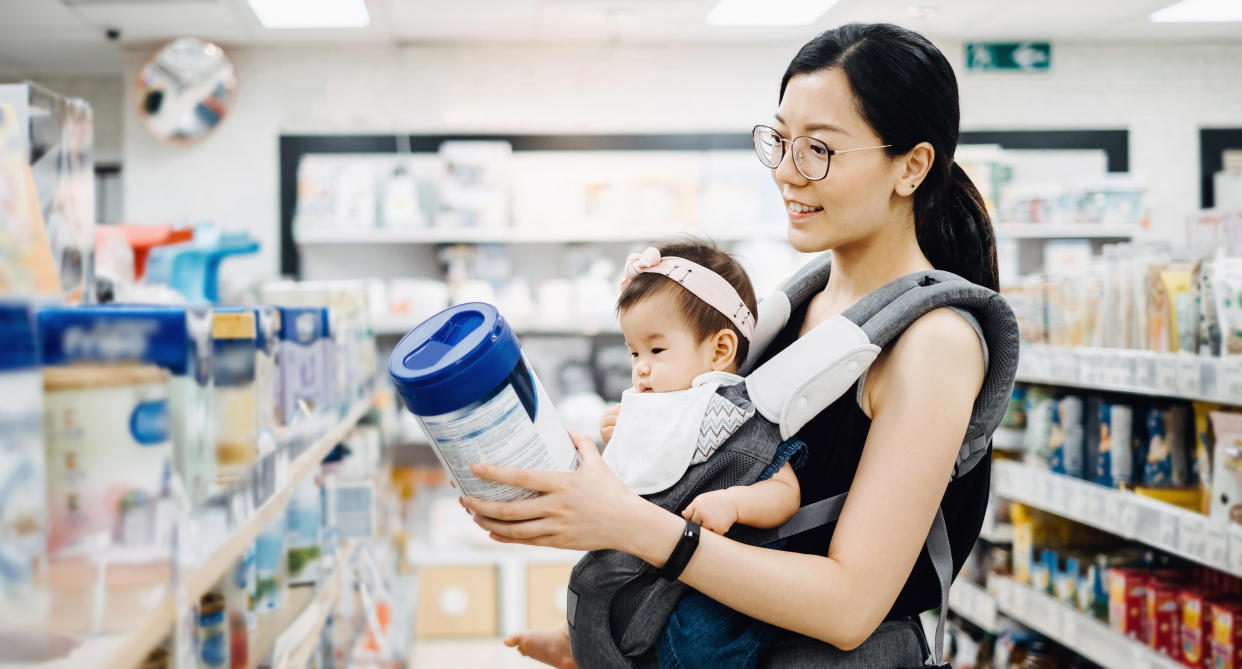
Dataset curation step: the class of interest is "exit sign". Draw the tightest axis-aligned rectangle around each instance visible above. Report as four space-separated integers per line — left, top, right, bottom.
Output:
965 42 1051 72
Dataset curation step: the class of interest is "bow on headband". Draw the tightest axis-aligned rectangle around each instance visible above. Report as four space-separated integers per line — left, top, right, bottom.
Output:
619 247 755 340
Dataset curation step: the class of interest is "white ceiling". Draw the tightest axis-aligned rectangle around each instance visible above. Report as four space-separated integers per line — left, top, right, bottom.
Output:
1 0 1239 76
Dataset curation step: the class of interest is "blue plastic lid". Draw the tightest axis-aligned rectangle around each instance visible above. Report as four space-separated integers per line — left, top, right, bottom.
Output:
320 307 333 338
277 306 325 344
388 302 520 416
0 302 38 372
38 305 196 375
253 306 277 354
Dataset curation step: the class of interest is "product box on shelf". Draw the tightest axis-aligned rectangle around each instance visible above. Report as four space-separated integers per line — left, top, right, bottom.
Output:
1111 567 1151 640
274 305 329 425
38 304 216 504
1146 577 1183 660
36 305 217 634
0 302 45 608
212 309 259 482
1213 601 1242 669
1182 588 1213 667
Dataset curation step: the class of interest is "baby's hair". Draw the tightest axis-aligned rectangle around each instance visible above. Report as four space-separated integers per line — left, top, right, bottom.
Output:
617 239 759 367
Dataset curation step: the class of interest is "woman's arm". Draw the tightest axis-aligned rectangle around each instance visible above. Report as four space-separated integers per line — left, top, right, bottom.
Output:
467 308 984 650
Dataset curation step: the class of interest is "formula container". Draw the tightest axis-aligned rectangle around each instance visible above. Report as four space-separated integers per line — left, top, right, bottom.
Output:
0 302 45 601
285 476 322 585
37 305 215 505
320 306 339 413
198 591 229 669
388 302 577 502
43 364 172 554
276 306 327 424
254 512 287 612
254 306 279 434
213 309 259 480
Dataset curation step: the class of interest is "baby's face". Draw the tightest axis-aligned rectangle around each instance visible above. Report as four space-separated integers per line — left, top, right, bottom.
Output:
619 290 717 393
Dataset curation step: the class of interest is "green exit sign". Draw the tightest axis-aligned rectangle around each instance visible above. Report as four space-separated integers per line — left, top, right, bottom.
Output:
965 42 1051 72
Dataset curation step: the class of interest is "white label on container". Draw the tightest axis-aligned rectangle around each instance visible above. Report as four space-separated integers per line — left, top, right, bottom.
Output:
44 377 172 555
1178 355 1203 397
420 362 577 502
1156 356 1179 395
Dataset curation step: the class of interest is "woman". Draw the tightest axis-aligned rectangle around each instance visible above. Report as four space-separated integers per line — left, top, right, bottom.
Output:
465 23 1001 667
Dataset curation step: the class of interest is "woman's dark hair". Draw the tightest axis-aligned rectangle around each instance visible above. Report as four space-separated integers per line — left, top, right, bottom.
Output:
617 240 759 368
780 23 999 291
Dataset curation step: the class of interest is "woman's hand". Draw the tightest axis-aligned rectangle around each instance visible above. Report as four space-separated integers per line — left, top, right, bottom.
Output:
599 403 621 445
463 428 657 552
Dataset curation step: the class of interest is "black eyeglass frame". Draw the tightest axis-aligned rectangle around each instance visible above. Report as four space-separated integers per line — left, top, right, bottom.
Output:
752 124 891 181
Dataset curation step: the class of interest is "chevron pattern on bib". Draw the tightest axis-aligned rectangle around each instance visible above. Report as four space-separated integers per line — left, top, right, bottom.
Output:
691 394 753 465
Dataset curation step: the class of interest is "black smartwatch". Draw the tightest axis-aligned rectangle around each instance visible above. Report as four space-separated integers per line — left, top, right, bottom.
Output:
658 519 701 580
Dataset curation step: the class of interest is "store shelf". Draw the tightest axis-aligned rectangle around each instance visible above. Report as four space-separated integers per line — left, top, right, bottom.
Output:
990 576 1181 669
948 579 998 633
992 224 1145 240
294 225 787 246
247 583 316 669
36 395 375 669
979 522 1015 544
269 541 356 669
992 460 1242 577
1016 344 1242 406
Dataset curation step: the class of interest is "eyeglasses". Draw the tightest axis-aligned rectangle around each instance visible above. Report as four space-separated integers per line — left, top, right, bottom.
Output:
752 124 891 181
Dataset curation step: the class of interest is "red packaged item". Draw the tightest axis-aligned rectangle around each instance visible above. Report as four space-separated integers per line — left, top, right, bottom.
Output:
1112 568 1151 640
1212 601 1242 669
1181 589 1211 668
1147 579 1183 661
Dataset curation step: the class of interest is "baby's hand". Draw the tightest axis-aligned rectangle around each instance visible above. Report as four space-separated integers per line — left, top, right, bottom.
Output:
682 489 740 535
600 403 621 445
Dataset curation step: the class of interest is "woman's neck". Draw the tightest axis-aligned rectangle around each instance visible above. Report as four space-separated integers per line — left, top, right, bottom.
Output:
823 220 933 307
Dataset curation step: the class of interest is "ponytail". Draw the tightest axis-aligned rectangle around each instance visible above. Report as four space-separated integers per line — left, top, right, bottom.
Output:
914 162 999 291
781 23 999 291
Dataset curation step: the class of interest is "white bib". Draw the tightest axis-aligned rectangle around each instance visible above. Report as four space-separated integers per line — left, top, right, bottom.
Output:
603 372 753 495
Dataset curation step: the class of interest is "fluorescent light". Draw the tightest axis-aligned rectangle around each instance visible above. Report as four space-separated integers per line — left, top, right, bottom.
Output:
245 0 370 29
1150 0 1242 23
707 0 841 27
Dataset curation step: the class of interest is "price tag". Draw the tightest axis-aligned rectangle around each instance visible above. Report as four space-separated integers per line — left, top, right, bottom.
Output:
1089 488 1109 519
1069 484 1089 520
1179 354 1203 397
1135 353 1157 390
1119 501 1140 537
1159 512 1179 548
1207 525 1229 568
1180 517 1206 560
1222 358 1242 404
1156 355 1179 395
1229 525 1242 575
1043 476 1058 508
1059 608 1079 648
1119 353 1138 387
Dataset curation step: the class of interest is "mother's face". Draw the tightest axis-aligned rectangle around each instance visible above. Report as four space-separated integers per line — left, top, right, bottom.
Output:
770 68 904 254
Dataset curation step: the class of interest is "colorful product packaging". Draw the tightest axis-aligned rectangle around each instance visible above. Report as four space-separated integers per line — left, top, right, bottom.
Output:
213 309 259 481
38 305 215 504
254 512 287 612
1147 577 1183 660
1210 412 1242 524
1111 567 1151 640
1099 403 1135 488
1213 601 1242 669
0 302 45 604
275 306 327 424
285 476 323 586
1214 258 1242 357
1145 404 1192 488
1051 396 1085 478
1195 257 1220 357
1181 588 1212 668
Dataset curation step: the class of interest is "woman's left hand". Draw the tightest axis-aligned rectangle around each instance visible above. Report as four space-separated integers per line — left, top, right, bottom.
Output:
464 428 650 552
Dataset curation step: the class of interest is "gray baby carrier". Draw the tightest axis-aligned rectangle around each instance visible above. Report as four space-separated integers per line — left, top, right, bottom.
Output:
566 253 1019 668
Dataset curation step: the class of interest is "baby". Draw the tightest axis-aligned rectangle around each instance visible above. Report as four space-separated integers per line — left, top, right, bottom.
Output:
506 241 803 669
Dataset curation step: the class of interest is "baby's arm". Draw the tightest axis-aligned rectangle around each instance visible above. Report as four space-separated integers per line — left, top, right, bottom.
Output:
682 462 801 534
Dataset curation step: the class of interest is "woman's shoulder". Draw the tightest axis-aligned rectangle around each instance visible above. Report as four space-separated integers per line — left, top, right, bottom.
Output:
861 307 986 417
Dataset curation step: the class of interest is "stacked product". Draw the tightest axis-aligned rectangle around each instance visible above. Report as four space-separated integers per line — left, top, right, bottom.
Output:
1016 383 1242 522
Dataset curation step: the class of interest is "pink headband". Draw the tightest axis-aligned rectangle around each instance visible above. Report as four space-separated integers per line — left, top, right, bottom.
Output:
621 247 755 340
